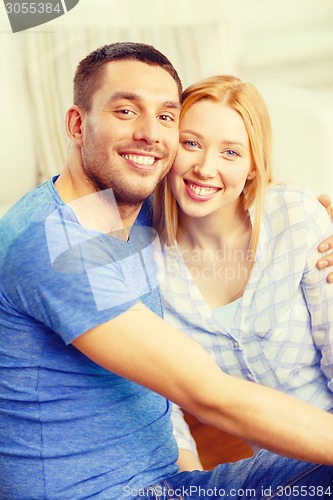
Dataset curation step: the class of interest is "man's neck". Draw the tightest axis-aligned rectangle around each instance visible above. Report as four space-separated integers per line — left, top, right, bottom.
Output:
54 167 142 236
116 203 142 229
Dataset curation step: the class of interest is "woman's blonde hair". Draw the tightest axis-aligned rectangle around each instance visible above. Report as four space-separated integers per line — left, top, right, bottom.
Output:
153 75 273 261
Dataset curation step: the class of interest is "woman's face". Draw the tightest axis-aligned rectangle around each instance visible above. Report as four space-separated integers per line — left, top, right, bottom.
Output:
168 99 254 220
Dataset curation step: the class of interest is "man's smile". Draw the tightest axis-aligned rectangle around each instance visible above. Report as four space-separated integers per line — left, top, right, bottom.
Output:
121 153 156 167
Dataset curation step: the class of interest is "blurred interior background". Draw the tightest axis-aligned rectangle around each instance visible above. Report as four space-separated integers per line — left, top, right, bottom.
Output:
1 0 333 216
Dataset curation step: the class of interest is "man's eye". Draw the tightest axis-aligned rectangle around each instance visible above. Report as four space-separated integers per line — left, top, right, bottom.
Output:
116 109 135 116
159 114 176 122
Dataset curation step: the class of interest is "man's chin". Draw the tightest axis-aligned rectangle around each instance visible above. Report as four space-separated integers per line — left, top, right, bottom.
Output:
115 188 154 207
127 180 160 201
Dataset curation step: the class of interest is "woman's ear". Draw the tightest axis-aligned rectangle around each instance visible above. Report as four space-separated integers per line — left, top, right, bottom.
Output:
65 105 84 145
247 169 256 180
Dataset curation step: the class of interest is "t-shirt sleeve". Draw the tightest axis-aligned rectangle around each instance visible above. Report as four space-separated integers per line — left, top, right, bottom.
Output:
1 210 159 345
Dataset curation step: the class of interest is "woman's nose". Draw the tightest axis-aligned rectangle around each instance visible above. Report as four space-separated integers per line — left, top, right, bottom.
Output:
193 157 217 179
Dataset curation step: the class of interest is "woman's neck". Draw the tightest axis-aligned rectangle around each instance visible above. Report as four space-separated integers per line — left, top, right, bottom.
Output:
177 202 251 252
176 203 252 308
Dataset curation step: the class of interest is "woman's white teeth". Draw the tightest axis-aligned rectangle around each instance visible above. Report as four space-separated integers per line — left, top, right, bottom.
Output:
188 183 218 197
122 154 155 166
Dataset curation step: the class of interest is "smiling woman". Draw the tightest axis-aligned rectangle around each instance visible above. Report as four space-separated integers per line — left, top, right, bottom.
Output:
168 99 254 213
153 74 333 474
154 75 270 260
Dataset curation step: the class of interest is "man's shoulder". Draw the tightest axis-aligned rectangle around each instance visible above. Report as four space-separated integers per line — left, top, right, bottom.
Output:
0 178 61 267
1 177 60 226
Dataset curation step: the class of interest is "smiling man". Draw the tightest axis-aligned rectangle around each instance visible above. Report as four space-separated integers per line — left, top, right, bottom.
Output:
56 55 181 224
1 42 333 499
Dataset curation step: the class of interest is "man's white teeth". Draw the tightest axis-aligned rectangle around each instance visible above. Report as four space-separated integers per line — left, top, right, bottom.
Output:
188 183 218 197
122 154 155 166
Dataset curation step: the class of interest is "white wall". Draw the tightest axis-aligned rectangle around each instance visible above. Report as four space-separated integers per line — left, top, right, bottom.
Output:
232 0 333 196
0 37 36 213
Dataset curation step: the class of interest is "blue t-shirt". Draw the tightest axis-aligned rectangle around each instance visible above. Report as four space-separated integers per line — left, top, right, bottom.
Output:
0 177 178 499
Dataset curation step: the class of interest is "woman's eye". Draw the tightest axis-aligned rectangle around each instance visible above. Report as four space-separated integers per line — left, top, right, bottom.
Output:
224 149 239 157
183 140 199 149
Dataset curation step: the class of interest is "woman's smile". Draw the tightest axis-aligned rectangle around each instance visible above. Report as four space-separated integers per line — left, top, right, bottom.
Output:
184 179 222 201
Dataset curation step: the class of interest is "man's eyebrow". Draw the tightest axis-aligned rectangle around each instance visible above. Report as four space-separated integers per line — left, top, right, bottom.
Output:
104 92 141 105
103 92 180 109
163 101 181 110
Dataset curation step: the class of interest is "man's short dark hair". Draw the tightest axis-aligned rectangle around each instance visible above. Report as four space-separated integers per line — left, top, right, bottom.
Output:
73 42 182 110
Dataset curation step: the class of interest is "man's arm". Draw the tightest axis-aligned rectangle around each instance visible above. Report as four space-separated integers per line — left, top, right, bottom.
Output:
72 301 333 465
317 194 333 282
318 194 333 220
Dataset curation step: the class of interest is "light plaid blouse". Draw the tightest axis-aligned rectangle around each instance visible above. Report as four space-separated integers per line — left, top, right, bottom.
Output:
160 185 333 453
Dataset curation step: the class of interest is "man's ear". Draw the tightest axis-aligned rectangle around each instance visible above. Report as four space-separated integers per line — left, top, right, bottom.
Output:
65 105 84 145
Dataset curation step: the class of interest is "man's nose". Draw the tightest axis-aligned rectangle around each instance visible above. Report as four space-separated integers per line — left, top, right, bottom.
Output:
132 114 160 144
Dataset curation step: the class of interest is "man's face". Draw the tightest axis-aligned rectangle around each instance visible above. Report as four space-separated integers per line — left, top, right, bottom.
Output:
80 60 180 208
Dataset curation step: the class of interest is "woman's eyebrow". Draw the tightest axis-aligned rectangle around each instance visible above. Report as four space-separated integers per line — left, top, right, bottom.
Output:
180 130 247 149
222 139 247 148
180 129 204 139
